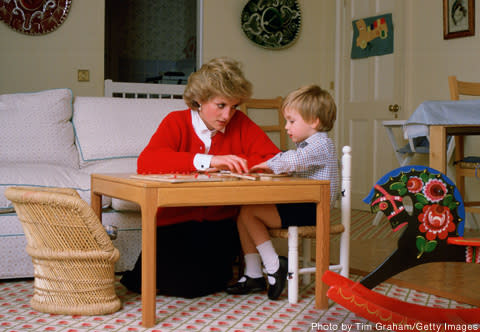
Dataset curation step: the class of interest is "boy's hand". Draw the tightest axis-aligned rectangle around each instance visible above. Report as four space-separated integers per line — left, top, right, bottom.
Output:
249 161 272 173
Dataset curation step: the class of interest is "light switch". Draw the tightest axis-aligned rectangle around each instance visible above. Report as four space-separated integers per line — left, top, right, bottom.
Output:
78 69 90 82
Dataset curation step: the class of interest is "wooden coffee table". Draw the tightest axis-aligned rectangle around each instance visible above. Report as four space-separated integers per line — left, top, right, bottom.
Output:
91 173 330 328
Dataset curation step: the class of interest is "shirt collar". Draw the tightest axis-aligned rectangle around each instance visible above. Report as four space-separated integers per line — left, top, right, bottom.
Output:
297 131 327 148
191 110 225 136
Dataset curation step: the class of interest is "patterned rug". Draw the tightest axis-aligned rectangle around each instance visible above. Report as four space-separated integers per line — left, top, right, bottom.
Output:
0 274 474 332
1 211 476 331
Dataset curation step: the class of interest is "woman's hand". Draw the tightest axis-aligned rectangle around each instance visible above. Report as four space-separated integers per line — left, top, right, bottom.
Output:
210 155 249 173
249 161 273 173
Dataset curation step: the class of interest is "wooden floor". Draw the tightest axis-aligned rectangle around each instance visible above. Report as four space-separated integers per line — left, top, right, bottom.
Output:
332 232 480 307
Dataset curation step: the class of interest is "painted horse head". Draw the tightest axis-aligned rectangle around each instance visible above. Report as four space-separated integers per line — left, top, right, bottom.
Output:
365 165 465 239
360 166 467 289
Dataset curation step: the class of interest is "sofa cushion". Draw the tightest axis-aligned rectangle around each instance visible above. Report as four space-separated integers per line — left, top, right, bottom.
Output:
73 97 187 166
79 157 140 211
0 89 78 168
79 157 138 174
0 162 111 211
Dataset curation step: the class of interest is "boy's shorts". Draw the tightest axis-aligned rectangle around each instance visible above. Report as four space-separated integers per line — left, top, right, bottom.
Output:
276 203 316 228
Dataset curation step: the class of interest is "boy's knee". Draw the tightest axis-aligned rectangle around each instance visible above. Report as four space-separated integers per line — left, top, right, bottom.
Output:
238 205 256 220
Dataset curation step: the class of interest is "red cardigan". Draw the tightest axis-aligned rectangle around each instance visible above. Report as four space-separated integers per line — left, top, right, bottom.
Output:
137 109 280 226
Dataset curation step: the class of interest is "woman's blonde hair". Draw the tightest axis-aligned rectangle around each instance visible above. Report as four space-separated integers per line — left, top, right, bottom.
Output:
183 57 252 110
282 85 337 132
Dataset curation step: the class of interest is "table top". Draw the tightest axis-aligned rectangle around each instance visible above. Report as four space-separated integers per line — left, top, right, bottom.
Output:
91 173 330 207
406 100 480 125
404 100 480 138
91 173 329 188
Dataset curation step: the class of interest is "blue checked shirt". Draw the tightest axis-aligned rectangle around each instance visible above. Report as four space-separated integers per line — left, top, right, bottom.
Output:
267 132 339 205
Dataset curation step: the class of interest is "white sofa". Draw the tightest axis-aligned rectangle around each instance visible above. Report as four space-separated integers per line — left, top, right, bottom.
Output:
0 87 188 279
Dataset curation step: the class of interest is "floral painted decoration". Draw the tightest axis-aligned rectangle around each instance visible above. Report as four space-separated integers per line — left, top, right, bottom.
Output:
359 165 477 295
365 166 465 259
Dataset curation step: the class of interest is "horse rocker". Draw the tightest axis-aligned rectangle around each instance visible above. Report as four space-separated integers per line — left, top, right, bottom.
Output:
323 166 480 329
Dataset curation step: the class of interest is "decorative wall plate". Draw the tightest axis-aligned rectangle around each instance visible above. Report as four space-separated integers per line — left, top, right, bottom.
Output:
241 0 301 49
0 0 72 35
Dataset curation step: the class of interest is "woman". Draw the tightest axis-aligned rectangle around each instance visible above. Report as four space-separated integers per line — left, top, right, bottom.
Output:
121 57 280 298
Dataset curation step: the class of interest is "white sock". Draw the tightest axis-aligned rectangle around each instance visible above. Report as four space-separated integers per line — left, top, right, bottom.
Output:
256 240 279 275
243 253 263 279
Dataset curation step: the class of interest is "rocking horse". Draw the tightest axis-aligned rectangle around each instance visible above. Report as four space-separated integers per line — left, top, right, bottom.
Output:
322 165 480 329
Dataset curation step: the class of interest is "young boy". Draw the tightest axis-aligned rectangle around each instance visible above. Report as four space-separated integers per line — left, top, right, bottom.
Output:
226 85 339 300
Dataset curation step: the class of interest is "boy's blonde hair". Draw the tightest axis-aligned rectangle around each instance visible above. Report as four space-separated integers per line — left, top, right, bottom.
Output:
183 57 252 110
282 85 337 132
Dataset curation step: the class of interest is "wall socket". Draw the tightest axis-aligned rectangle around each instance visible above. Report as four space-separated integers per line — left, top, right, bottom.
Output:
77 69 90 82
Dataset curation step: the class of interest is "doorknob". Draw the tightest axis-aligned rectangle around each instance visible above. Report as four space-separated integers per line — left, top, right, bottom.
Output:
388 104 399 112
388 104 400 118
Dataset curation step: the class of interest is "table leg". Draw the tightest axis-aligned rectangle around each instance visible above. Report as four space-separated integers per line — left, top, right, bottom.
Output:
91 187 103 221
429 126 448 174
141 189 158 328
315 188 330 309
384 124 410 166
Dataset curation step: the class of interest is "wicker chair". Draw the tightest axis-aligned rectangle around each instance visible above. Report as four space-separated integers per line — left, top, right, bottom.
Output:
5 186 121 315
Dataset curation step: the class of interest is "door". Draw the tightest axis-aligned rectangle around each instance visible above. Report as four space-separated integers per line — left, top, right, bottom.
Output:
340 0 405 209
104 0 201 83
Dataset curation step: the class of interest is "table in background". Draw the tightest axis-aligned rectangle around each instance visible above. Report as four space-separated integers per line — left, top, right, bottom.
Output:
404 100 480 173
383 120 419 166
91 173 331 328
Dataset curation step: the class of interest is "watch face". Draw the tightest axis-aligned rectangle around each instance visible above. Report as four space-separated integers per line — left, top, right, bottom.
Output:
241 0 301 49
0 0 72 35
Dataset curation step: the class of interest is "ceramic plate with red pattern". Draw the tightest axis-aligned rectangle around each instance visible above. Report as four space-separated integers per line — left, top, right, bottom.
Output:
0 0 72 35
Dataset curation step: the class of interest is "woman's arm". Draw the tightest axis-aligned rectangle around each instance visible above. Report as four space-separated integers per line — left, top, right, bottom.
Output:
137 110 281 174
137 112 198 174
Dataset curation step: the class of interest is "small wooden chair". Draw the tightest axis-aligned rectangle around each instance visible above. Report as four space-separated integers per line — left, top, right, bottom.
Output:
448 75 480 218
5 186 121 315
268 146 352 304
240 97 287 151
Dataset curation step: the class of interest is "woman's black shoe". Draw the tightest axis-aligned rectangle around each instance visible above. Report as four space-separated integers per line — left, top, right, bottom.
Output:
267 256 288 300
226 275 266 295
120 270 141 293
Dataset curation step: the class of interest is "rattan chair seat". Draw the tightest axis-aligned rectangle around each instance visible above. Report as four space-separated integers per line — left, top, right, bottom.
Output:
268 223 345 239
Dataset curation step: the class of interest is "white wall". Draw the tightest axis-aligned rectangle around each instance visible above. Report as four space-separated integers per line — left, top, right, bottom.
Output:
2 1 478 107
0 0 334 99
405 0 480 110
203 0 336 99
404 0 480 217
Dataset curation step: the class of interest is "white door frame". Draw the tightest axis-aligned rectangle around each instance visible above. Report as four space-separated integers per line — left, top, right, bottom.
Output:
196 0 204 68
333 0 343 149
